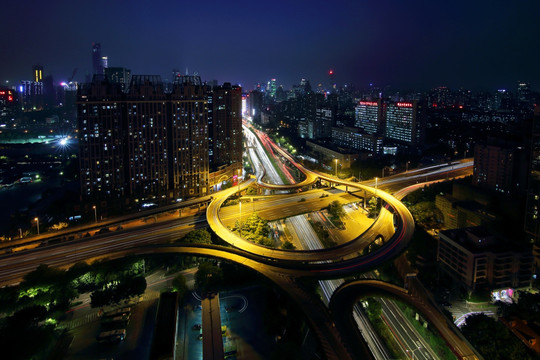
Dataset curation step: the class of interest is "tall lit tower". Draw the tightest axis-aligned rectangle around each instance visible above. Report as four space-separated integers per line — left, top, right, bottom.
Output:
92 43 103 75
33 65 43 82
328 69 335 93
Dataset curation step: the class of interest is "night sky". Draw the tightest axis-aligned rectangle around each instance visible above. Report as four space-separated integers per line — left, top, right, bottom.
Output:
1 0 539 91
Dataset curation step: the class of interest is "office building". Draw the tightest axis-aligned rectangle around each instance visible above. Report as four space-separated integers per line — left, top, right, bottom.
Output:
92 42 104 75
385 100 424 146
0 88 17 119
437 227 533 291
19 80 43 110
355 99 384 135
332 126 383 154
314 108 333 138
473 143 526 194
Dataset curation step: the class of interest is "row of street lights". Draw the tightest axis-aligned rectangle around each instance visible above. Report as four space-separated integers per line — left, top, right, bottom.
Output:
33 205 98 237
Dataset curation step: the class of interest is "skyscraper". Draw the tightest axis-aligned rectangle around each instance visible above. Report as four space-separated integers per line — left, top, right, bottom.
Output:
92 43 104 75
32 65 43 82
210 83 242 170
125 76 170 203
77 74 240 211
355 99 384 135
78 78 126 205
384 101 424 146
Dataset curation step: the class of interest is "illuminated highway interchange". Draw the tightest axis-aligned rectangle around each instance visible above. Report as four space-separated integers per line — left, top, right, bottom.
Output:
0 126 479 360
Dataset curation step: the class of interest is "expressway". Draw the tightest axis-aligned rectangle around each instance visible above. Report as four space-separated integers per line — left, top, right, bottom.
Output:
0 124 476 359
330 280 480 360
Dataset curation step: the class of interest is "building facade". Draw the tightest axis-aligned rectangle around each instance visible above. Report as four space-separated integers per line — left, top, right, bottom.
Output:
438 227 533 290
525 106 540 270
332 126 383 154
355 99 384 135
385 101 424 146
473 143 525 194
209 83 242 170
77 75 241 211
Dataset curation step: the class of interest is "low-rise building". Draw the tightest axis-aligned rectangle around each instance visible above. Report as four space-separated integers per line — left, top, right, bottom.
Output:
437 227 533 291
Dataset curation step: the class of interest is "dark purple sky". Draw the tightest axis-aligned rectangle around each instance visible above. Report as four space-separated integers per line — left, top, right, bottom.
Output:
1 0 539 91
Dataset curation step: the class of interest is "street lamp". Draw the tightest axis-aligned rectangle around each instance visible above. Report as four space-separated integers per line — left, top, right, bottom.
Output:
334 159 339 177
406 160 410 172
92 205 97 223
374 177 378 197
34 217 39 236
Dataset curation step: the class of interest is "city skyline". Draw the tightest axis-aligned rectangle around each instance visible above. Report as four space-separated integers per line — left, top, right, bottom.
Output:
1 0 540 91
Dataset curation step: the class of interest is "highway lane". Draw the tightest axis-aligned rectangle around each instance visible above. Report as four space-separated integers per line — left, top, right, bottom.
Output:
379 297 435 360
0 121 474 359
256 137 391 360
330 280 481 360
0 215 208 285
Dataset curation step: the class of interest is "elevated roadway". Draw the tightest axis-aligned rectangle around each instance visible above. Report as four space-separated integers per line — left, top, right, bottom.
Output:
330 280 482 360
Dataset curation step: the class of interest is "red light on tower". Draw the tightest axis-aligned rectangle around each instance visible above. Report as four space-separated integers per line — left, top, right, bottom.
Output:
329 69 334 75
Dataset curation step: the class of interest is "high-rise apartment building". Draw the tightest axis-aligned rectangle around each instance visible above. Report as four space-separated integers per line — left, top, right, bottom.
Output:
78 79 126 204
125 76 170 203
385 101 424 146
104 67 131 91
169 75 210 199
78 75 240 211
209 83 242 170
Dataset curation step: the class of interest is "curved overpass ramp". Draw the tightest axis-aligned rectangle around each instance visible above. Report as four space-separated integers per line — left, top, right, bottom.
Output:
330 280 482 360
206 162 415 276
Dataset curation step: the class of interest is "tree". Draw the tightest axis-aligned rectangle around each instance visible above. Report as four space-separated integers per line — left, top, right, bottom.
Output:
195 262 223 294
365 298 382 319
281 240 296 250
179 229 212 244
172 274 188 301
461 313 533 360
327 200 345 219
367 197 379 218
90 275 147 307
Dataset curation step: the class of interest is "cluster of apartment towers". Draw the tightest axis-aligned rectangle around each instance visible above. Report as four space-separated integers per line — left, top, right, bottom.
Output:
77 73 242 213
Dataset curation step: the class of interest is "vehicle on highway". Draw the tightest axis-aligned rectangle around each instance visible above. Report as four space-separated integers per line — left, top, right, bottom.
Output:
97 329 126 343
103 307 131 318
